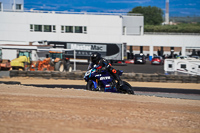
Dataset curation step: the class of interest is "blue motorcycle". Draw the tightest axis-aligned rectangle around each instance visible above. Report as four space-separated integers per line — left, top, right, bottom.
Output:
84 65 134 94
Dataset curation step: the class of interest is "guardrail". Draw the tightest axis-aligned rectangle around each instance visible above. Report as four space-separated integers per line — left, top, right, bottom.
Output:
1 10 142 16
9 71 200 83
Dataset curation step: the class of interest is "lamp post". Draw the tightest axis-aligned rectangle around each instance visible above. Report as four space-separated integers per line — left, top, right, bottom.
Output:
13 0 15 11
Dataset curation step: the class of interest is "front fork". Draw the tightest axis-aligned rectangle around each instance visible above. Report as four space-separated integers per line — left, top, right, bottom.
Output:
92 79 101 91
92 79 98 89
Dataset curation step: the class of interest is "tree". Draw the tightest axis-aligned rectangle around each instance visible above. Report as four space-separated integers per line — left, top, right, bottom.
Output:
129 6 163 25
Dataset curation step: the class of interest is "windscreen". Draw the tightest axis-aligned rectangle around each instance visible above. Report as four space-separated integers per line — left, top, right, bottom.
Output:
19 52 31 58
136 56 142 59
50 53 62 59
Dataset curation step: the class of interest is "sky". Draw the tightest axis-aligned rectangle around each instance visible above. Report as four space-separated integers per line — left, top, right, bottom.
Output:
24 0 200 16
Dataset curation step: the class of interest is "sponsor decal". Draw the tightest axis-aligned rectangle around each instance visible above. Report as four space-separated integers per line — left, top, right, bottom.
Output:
95 74 101 77
100 76 111 80
67 43 107 52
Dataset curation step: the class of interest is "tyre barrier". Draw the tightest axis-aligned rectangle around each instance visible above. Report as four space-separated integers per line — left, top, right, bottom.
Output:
9 70 200 83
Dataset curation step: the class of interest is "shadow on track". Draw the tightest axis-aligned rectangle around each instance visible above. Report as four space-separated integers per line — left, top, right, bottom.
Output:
23 84 200 95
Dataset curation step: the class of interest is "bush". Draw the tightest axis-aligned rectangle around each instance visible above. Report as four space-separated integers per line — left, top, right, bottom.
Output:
144 23 200 33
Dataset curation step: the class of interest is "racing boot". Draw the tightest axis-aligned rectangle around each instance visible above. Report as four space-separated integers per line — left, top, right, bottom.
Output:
113 73 123 87
118 79 123 87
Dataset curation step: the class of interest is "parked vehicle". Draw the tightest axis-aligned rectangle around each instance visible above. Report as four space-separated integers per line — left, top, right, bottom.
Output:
84 65 134 94
177 56 188 59
191 56 199 59
164 58 200 75
125 59 134 64
0 48 11 70
151 56 164 65
10 50 32 71
31 51 72 72
134 54 146 64
0 59 11 70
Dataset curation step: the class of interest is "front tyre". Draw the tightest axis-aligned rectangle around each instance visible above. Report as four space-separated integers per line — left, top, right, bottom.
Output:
118 81 134 94
86 80 96 91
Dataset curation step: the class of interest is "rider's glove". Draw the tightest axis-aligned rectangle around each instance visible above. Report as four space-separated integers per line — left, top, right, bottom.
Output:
101 67 106 71
97 69 101 73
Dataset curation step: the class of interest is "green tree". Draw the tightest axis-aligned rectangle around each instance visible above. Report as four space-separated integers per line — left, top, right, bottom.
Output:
129 6 163 25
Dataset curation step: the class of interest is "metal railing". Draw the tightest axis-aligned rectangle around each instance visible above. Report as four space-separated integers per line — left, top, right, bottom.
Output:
1 9 142 16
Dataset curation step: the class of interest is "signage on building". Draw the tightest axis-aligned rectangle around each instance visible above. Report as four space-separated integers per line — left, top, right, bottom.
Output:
66 43 107 56
47 41 124 61
67 43 106 52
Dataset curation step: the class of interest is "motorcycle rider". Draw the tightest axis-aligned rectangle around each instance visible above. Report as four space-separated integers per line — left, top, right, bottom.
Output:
89 52 123 86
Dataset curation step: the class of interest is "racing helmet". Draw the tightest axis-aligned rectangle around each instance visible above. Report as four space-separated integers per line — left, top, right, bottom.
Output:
90 52 101 64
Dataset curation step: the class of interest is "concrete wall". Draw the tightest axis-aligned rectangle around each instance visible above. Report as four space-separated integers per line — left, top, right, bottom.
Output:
1 49 39 61
0 11 143 44
0 12 127 44
0 11 199 58
123 16 144 35
9 71 200 83
122 34 200 57
2 49 17 60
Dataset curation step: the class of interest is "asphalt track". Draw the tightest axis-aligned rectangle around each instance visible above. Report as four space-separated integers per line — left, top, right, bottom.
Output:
75 61 164 74
0 81 199 100
1 62 199 100
22 84 200 100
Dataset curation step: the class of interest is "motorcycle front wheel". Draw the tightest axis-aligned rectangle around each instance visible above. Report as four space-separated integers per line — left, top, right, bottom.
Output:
118 81 134 94
86 80 96 91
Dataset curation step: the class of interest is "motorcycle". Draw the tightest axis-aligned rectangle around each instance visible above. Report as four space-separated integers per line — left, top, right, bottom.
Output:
84 65 134 94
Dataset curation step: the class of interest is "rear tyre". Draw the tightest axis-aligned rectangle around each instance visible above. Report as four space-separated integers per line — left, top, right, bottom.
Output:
55 61 64 72
64 60 72 72
24 62 29 71
86 80 96 91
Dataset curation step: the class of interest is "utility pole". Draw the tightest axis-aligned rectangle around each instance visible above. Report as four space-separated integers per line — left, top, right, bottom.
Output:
165 0 169 24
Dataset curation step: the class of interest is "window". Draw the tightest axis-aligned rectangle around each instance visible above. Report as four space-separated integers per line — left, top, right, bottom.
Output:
53 25 56 32
75 26 83 33
34 25 42 32
123 26 126 35
44 25 52 32
61 26 64 33
65 26 73 33
83 26 87 34
31 24 56 33
30 24 33 32
0 2 2 11
168 64 172 68
16 4 22 10
61 25 87 34
181 64 186 69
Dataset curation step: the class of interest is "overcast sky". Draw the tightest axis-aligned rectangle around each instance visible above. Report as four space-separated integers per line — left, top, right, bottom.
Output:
24 0 200 16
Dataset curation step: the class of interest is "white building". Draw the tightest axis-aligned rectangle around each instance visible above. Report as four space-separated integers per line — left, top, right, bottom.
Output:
0 0 199 61
0 0 23 11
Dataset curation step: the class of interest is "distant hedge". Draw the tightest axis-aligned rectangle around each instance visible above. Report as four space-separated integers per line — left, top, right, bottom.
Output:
144 24 200 33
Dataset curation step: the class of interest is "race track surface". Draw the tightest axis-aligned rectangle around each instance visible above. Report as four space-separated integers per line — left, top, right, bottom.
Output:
76 61 164 74
0 79 200 133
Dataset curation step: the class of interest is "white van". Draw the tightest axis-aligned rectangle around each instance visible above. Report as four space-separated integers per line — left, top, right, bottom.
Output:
164 58 200 76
